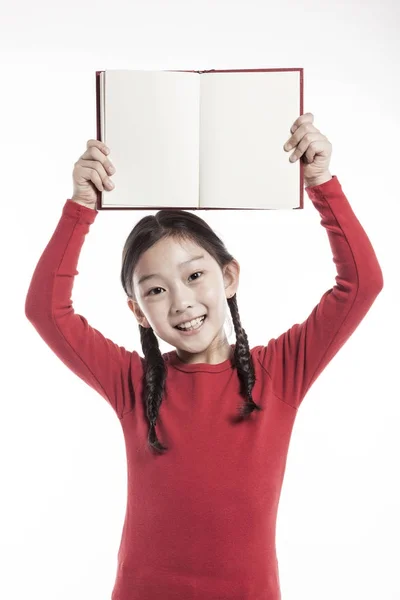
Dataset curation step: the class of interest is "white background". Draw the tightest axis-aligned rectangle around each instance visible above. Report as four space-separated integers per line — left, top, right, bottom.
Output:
1 0 398 599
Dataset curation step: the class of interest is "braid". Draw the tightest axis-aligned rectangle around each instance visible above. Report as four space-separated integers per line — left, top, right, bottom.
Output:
139 324 169 454
139 293 262 455
227 294 262 419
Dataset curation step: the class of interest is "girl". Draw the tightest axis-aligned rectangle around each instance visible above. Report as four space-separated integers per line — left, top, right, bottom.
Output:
25 112 383 600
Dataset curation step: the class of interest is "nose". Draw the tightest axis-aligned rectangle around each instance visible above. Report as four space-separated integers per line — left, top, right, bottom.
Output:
170 286 196 314
173 299 194 314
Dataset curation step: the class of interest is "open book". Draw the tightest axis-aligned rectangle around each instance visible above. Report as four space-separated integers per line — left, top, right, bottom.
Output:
95 68 304 211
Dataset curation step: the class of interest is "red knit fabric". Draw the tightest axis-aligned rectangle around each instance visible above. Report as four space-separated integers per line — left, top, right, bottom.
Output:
25 175 383 599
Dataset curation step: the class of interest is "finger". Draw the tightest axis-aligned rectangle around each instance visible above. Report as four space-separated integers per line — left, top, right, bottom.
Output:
284 123 319 152
304 139 330 164
291 112 314 133
79 158 111 183
288 132 323 162
87 139 110 155
78 160 115 190
74 162 106 191
81 145 115 175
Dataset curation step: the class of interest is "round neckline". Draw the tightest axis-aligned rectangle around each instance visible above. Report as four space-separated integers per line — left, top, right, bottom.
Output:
165 344 236 373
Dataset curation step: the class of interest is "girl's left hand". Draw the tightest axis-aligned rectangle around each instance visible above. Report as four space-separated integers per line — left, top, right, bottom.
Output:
283 113 332 183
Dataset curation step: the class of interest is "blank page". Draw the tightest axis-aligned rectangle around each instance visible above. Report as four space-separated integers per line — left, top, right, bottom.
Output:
199 70 301 209
101 70 200 208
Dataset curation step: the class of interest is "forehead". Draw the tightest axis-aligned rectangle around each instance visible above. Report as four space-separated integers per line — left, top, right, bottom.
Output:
135 237 213 275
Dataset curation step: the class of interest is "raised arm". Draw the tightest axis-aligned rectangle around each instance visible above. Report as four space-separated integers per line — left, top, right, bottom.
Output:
25 141 142 419
257 175 383 409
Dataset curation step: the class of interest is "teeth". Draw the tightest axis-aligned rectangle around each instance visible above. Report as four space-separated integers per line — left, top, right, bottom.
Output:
177 315 205 330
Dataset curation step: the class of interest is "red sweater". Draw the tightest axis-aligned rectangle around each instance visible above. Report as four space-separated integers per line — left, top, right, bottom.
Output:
25 175 383 600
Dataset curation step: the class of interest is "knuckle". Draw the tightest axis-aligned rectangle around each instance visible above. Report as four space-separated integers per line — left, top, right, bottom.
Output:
89 146 100 161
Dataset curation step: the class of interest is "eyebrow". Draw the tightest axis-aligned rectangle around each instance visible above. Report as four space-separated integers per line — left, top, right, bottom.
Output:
138 254 205 286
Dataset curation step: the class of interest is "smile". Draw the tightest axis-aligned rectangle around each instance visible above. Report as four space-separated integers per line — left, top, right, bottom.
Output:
175 315 206 334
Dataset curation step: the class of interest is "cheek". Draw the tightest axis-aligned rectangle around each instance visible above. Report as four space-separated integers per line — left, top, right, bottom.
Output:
203 280 225 307
148 310 167 330
140 303 162 329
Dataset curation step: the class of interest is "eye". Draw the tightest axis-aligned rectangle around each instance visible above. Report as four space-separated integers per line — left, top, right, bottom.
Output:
189 271 203 281
147 287 163 296
146 272 203 296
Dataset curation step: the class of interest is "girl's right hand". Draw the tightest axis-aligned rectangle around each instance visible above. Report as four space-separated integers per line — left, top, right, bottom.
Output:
71 139 116 207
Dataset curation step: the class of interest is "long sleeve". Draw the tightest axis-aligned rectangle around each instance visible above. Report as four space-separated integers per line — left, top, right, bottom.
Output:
25 199 140 418
258 175 383 409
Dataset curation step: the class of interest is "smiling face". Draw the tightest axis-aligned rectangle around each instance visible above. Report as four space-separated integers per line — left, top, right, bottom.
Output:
128 236 240 364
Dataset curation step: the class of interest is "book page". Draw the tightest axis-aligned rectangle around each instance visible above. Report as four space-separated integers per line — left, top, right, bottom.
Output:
199 70 301 209
101 70 200 208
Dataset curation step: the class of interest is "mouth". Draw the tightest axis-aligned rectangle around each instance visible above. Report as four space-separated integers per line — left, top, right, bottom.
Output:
174 315 207 333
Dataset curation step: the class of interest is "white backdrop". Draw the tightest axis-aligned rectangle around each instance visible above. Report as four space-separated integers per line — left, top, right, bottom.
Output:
1 1 398 599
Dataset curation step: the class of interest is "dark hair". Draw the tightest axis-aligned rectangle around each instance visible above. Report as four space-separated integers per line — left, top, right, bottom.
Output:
120 209 262 454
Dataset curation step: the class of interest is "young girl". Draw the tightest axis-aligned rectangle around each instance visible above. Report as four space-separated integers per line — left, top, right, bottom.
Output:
25 112 383 600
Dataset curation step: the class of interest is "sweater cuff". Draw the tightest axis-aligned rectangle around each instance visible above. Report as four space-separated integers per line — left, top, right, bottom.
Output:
63 199 98 224
305 175 343 201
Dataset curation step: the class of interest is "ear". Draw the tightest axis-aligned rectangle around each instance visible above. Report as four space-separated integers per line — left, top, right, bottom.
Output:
223 259 240 298
127 298 151 328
